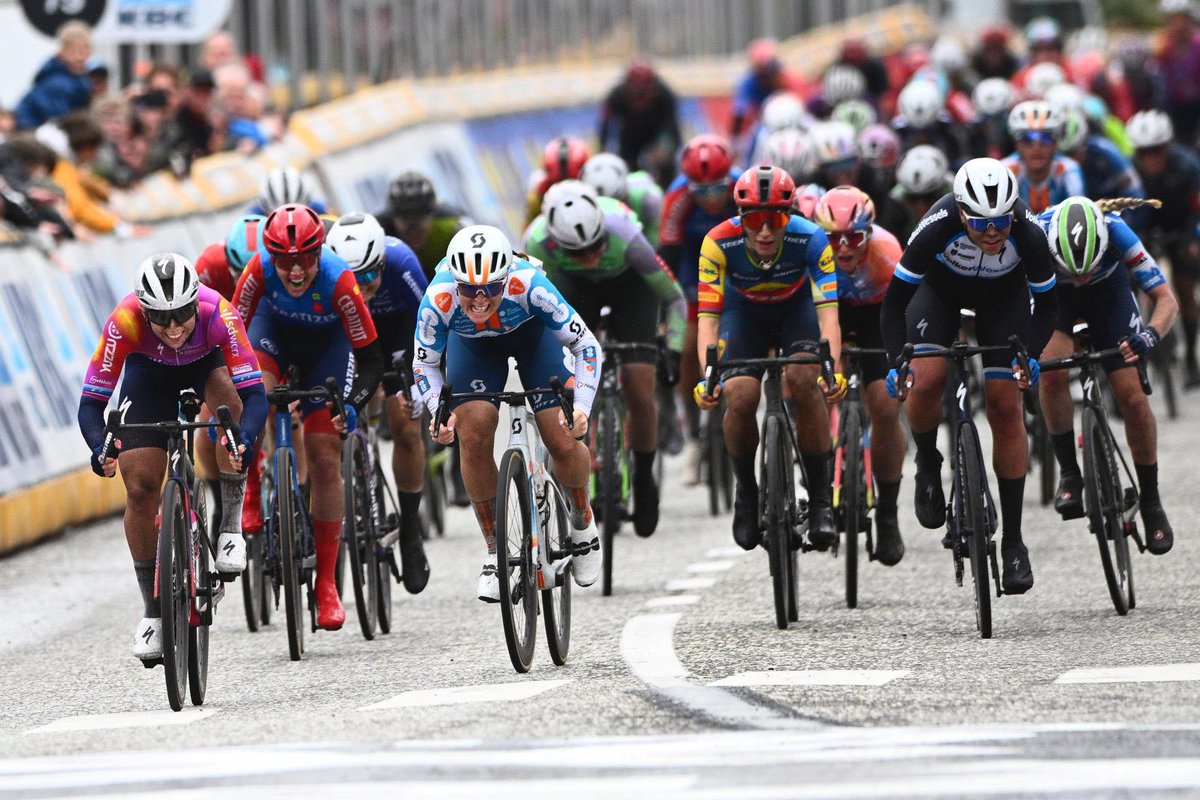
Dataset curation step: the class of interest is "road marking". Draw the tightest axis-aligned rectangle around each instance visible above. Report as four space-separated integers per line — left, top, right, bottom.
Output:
1055 663 1200 685
621 613 688 688
361 679 571 710
687 560 733 573
25 707 215 734
644 595 700 608
705 546 750 558
710 670 911 687
664 577 715 591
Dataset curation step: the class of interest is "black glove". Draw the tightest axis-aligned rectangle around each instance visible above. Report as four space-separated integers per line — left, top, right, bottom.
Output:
90 444 115 477
1125 327 1160 358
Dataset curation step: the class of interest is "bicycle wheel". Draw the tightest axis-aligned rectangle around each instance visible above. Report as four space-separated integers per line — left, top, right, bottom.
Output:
188 503 210 707
276 450 305 661
241 532 264 632
595 394 622 597
374 460 395 635
763 415 796 630
423 445 447 538
1082 407 1132 615
496 449 537 672
705 407 724 517
158 481 189 711
342 433 378 640
258 463 274 627
841 410 863 610
956 424 992 639
541 481 572 666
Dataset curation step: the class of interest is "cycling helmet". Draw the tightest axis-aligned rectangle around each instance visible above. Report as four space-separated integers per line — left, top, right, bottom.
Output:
1057 109 1089 152
762 129 815 182
809 121 857 166
822 64 866 105
1161 0 1199 15
580 153 630 200
135 253 199 311
1007 100 1062 138
1047 196 1108 276
980 24 1011 48
1025 17 1063 48
954 158 1020 217
387 170 437 216
897 80 943 129
446 225 513 285
679 134 734 183
1043 82 1084 115
973 77 1016 116
749 38 779 70
896 145 951 195
831 99 877 135
1024 61 1067 99
224 214 266 277
793 183 827 220
543 180 606 251
327 212 386 275
761 91 810 133
257 167 313 213
263 204 325 256
856 124 901 169
1127 110 1174 148
930 36 967 74
541 136 591 184
625 57 656 86
814 185 875 233
733 164 795 209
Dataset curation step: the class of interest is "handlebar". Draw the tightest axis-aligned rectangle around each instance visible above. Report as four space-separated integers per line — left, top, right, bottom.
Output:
1039 347 1152 397
893 336 1031 402
99 403 241 462
264 368 349 440
433 381 577 432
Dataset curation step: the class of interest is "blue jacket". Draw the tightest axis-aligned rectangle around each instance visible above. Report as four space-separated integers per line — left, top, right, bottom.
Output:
15 57 91 130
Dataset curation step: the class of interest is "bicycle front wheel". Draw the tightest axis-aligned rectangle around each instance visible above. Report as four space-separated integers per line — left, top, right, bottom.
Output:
342 433 378 640
496 449 537 672
763 415 797 630
374 459 396 634
241 532 264 632
188 503 210 707
956 424 992 639
1082 407 1132 615
158 480 189 711
595 394 621 597
541 481 572 666
841 410 864 610
276 450 305 661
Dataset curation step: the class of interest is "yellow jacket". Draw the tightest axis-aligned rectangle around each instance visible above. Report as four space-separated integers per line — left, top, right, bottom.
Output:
52 159 119 233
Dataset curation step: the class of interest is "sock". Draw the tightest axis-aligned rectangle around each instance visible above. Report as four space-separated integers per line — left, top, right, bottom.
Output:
399 491 422 539
731 453 757 495
134 559 160 617
474 499 497 554
801 451 832 506
1184 319 1198 364
1051 431 1080 477
998 476 1025 540
912 428 941 471
633 450 656 486
875 478 901 513
313 519 341 586
218 472 246 533
1135 463 1160 508
567 485 592 529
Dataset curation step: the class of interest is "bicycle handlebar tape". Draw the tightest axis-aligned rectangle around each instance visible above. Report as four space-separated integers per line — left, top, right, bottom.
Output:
216 405 240 456
896 343 915 402
817 338 834 386
1137 358 1153 397
100 409 122 461
704 344 719 397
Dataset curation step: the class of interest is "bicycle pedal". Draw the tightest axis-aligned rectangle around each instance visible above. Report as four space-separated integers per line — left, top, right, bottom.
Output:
216 570 238 584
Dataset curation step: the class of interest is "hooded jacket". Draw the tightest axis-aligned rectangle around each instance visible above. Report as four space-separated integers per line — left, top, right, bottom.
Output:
15 57 92 130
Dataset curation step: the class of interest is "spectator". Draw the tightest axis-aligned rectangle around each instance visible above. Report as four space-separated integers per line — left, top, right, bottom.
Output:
0 135 74 238
145 63 182 116
731 38 803 137
598 58 682 188
38 114 112 236
213 63 268 152
168 69 216 168
86 59 110 99
201 30 264 83
972 25 1020 80
93 115 149 188
15 21 94 130
1154 0 1200 147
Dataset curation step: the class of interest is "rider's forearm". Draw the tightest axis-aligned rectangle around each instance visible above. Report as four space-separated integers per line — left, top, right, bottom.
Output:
1147 283 1180 339
236 384 268 446
880 279 918 364
696 315 719 367
816 304 841 366
78 396 107 452
349 342 384 412
412 347 445 416
1029 289 1058 359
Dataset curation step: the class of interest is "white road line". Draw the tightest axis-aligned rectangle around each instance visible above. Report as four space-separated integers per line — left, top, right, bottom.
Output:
1055 663 1200 684
360 679 571 710
664 577 716 591
686 561 734 573
705 546 750 558
25 707 216 735
644 595 701 608
710 670 911 687
620 613 688 688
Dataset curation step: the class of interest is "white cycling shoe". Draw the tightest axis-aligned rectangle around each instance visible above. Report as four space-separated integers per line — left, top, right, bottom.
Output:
477 553 499 603
214 532 247 574
570 517 602 588
133 616 162 661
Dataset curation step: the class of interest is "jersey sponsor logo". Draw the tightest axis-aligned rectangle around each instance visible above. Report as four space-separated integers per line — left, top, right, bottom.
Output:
336 293 369 343
1024 207 1040 226
231 363 253 376
581 345 598 375
908 207 949 246
417 307 440 346
698 259 719 283
402 272 423 297
219 305 241 357
1125 250 1149 270
818 278 837 296
237 270 261 320
434 292 453 313
529 285 570 324
818 245 836 274
508 276 526 295
99 320 123 374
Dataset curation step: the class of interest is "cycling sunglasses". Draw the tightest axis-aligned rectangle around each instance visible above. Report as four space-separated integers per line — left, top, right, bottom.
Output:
1017 130 1056 146
145 301 198 328
354 267 381 285
688 180 729 199
272 250 319 271
455 280 506 299
740 208 791 231
962 211 1013 232
829 230 869 249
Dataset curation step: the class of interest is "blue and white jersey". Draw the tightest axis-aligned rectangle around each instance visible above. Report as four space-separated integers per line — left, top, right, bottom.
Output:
368 236 427 319
1001 153 1085 214
1038 209 1167 291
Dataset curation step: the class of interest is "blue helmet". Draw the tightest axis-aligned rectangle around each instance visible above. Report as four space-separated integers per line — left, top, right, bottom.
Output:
224 214 267 277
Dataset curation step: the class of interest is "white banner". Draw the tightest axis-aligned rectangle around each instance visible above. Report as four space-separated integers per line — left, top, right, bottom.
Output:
92 0 232 44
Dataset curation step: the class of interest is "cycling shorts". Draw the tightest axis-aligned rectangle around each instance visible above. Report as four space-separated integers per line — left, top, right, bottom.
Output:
551 267 659 365
445 321 573 414
717 289 819 381
1054 273 1141 374
248 313 354 423
838 303 888 384
116 349 226 451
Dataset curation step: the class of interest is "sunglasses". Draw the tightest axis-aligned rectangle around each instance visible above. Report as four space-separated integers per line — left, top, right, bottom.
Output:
455 280 506 299
740 209 791 231
145 301 198 327
1136 144 1169 157
688 180 728 199
273 250 319 271
1017 131 1056 146
829 230 869 249
355 267 381 285
962 211 1013 232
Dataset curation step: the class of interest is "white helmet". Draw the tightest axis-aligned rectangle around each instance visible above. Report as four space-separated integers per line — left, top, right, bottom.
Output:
896 145 950 195
954 158 1020 217
1007 100 1062 138
930 36 967 74
1160 0 1198 16
822 65 866 105
1024 62 1067 100
762 128 816 182
898 80 943 129
258 167 313 212
446 225 513 285
831 99 878 134
1126 110 1174 148
543 180 606 251
1043 83 1085 116
972 78 1016 116
580 153 630 200
135 253 200 311
761 91 811 133
809 121 858 165
327 212 386 275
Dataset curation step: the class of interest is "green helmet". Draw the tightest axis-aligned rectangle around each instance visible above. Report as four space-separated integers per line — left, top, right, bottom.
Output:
1058 109 1089 153
830 99 877 135
1048 196 1108 277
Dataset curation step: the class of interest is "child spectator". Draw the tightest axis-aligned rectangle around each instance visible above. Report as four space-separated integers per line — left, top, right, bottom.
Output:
15 21 94 130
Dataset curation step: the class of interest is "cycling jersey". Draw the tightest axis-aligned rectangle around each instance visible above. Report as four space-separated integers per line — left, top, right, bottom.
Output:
412 261 602 415
835 225 902 306
659 170 741 306
626 170 664 246
525 195 686 352
892 114 968 167
368 236 428 374
380 204 471 280
1001 153 1085 213
193 240 239 301
1037 209 1167 291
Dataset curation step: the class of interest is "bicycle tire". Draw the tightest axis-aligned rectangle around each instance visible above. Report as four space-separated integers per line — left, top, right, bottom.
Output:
541 481 572 666
763 415 796 630
241 533 264 632
374 459 395 635
424 452 447 538
1159 363 1178 421
276 449 305 661
158 480 189 711
343 434 378 640
718 422 734 512
956 423 993 639
188 502 210 707
705 408 721 517
1082 407 1132 615
496 449 537 672
842 409 863 610
258 463 274 627
1035 414 1056 508
596 394 621 597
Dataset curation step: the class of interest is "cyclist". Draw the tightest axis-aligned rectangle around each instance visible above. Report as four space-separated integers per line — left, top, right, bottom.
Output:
1037 197 1179 554
526 136 591 226
1126 109 1200 387
809 121 892 212
1001 101 1084 213
693 165 845 551
233 204 383 631
378 170 472 281
745 91 813 166
876 145 951 242
1056 109 1151 236
879 158 1058 595
414 225 603 599
968 77 1017 160
248 166 328 216
597 58 682 189
761 127 816 185
580 152 664 246
326 212 431 593
890 80 967 167
79 253 267 661
813 186 906 565
526 181 686 537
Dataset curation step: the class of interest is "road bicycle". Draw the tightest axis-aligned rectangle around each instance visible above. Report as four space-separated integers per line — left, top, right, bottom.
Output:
702 401 733 517
99 391 239 711
434 379 575 673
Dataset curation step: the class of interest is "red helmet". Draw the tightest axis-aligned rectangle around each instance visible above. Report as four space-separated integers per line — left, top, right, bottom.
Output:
542 137 591 184
263 204 325 256
733 164 795 209
626 57 656 85
813 185 875 232
680 134 734 183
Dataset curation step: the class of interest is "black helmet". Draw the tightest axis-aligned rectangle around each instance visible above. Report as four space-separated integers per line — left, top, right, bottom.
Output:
387 170 437 216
